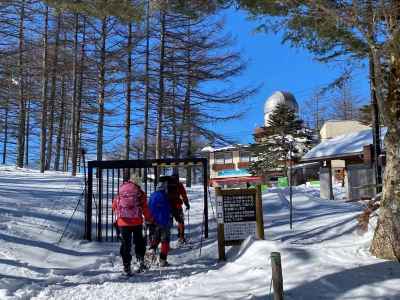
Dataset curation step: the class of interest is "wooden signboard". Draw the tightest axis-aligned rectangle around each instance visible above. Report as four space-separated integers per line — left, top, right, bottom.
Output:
216 185 264 261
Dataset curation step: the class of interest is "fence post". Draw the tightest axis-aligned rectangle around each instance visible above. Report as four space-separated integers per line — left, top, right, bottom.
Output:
271 252 284 300
256 184 264 239
97 168 103 242
203 159 208 239
85 164 93 241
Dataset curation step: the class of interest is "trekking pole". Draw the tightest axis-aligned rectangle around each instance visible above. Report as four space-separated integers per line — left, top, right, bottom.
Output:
57 188 85 244
187 208 190 244
198 211 205 257
208 187 216 220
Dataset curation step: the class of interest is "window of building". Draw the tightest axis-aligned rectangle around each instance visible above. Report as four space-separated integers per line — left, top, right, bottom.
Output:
239 151 251 162
215 152 233 164
240 151 257 162
215 153 225 164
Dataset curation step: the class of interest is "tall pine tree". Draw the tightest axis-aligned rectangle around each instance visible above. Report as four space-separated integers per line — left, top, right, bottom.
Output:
250 103 312 176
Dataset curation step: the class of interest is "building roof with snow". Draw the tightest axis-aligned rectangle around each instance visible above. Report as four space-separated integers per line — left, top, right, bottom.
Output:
320 120 370 142
302 128 387 162
200 144 250 153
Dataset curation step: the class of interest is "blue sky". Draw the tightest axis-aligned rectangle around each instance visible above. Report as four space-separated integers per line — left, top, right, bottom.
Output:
209 8 371 145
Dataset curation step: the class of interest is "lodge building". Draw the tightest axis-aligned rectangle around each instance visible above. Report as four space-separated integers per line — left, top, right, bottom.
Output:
203 91 300 187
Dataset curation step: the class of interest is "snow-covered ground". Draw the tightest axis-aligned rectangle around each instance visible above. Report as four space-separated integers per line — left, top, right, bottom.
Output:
0 165 399 300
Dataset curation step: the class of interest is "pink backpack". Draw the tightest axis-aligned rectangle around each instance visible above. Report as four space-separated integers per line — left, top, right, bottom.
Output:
116 181 143 219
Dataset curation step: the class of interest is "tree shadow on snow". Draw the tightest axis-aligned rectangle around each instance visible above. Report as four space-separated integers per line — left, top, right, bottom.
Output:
0 258 60 274
243 261 400 300
267 209 358 230
280 215 358 245
0 187 79 201
0 207 71 224
282 261 400 300
0 273 46 296
263 188 362 244
0 232 107 257
281 247 313 262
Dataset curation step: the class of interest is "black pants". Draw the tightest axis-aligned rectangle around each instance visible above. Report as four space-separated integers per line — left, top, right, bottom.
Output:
119 225 145 267
171 207 184 224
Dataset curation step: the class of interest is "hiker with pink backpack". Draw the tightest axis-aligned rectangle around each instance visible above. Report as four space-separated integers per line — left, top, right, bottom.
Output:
112 169 153 276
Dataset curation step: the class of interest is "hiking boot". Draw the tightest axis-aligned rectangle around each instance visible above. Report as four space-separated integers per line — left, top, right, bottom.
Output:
148 249 157 264
135 260 148 273
123 264 132 276
159 258 169 267
177 238 187 246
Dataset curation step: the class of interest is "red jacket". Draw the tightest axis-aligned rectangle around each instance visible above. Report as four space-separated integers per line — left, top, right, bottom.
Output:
112 181 152 227
169 181 189 209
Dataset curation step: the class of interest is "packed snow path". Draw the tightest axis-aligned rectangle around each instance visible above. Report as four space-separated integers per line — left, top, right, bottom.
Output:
0 166 399 299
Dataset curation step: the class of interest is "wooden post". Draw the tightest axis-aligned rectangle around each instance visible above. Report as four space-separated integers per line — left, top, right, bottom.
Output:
327 160 334 200
271 252 284 300
215 187 225 261
218 223 225 261
256 184 264 239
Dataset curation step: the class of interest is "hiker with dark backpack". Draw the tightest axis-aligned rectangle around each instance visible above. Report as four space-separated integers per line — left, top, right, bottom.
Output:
168 173 190 245
112 170 153 276
147 177 172 267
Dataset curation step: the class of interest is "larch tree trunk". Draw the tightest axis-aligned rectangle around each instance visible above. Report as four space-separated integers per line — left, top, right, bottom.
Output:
171 71 178 159
54 34 67 171
16 0 25 168
177 19 191 159
2 82 10 164
96 16 107 161
177 88 189 158
73 16 86 175
45 11 62 170
155 10 166 160
71 13 79 175
40 5 49 173
24 98 30 166
370 52 400 261
125 22 133 160
63 118 70 172
143 0 150 161
186 126 192 187
184 20 192 187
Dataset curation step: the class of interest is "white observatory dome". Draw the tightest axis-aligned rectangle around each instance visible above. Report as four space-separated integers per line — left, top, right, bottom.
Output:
264 91 298 126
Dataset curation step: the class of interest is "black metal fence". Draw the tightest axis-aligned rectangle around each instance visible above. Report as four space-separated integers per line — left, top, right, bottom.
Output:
84 158 209 242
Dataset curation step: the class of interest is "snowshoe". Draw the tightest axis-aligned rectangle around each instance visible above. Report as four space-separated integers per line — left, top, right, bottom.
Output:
174 238 193 249
145 249 158 266
135 260 148 273
159 259 169 267
123 265 133 277
177 238 187 246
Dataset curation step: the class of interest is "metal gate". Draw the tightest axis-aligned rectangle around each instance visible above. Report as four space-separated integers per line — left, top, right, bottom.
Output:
84 158 209 242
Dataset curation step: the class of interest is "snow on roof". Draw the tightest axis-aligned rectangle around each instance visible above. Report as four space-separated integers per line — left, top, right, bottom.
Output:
302 127 387 161
200 146 215 152
201 144 250 153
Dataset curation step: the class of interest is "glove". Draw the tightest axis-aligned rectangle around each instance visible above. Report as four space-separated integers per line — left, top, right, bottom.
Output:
185 203 190 210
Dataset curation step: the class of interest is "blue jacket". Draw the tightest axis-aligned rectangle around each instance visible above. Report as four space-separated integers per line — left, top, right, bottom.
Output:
148 190 171 228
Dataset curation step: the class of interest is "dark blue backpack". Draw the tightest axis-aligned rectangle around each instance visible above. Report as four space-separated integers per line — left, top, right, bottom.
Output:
148 190 171 228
